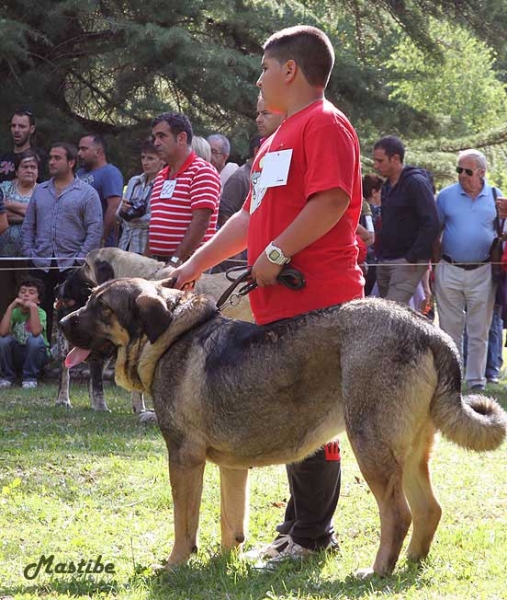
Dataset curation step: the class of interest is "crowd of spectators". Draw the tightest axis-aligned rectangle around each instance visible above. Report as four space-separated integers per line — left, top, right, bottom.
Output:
0 102 506 393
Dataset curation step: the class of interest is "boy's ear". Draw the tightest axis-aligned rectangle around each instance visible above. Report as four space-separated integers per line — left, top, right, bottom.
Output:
284 59 297 82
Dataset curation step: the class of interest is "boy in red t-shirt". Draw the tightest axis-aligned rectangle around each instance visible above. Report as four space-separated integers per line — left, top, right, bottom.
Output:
172 25 363 565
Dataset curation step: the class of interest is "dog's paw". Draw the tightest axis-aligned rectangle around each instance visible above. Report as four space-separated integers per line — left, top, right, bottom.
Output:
92 404 111 412
55 400 72 409
354 566 377 579
139 410 158 425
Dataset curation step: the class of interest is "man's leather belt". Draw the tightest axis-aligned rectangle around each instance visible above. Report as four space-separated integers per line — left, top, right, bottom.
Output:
442 254 490 271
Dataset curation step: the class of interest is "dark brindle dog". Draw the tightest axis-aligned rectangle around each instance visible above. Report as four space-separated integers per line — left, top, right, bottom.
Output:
56 248 252 411
60 277 507 576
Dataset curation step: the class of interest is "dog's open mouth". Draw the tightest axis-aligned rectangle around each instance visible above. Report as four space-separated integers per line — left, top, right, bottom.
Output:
65 347 91 368
65 341 116 369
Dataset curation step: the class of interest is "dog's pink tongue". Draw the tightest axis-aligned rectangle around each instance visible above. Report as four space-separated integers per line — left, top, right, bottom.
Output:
65 347 91 368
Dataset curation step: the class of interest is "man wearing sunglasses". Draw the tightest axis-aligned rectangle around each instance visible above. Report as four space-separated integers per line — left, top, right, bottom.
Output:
434 149 505 391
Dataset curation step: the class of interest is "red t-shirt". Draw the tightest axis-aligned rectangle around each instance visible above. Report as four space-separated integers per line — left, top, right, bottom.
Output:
244 99 364 324
149 151 220 256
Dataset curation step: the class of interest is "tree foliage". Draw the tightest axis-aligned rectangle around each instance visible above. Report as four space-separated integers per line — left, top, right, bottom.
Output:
387 19 507 135
1 0 507 179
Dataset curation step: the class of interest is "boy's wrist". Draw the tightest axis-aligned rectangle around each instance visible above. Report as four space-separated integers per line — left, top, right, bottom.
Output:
265 242 291 265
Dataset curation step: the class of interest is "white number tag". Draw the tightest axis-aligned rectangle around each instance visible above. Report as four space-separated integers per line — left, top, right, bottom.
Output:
161 180 176 199
258 149 293 188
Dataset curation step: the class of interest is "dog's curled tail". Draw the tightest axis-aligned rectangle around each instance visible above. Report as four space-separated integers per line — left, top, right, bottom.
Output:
430 335 507 452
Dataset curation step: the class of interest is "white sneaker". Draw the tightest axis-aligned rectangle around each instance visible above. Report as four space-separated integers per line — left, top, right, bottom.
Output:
0 379 12 389
22 380 38 389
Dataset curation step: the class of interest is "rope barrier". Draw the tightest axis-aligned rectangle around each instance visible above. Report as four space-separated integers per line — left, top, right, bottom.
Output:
0 256 503 271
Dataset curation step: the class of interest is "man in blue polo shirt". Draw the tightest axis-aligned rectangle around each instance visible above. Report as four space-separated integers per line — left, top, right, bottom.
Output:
434 149 504 391
76 134 123 247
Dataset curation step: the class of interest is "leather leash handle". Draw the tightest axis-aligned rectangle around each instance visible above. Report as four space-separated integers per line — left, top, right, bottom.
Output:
216 265 305 311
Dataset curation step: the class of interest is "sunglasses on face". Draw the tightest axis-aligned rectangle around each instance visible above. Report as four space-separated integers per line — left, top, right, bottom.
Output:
456 166 475 176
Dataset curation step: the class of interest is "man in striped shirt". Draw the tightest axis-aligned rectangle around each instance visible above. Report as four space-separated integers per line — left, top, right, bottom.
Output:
147 113 220 268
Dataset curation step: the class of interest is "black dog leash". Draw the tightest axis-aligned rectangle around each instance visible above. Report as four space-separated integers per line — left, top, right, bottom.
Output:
216 265 306 312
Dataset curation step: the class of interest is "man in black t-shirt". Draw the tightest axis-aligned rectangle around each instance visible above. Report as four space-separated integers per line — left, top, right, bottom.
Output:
0 110 40 183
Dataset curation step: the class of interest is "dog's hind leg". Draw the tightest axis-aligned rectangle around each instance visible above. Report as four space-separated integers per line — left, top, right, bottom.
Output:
89 359 109 411
131 391 146 413
56 363 72 408
166 449 206 566
346 424 412 577
219 466 249 552
402 425 442 563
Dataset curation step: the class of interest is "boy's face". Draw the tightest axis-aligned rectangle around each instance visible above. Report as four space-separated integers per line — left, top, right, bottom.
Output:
257 54 287 114
18 286 40 307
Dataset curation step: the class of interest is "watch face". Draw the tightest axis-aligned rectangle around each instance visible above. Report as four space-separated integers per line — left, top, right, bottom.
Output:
268 249 281 262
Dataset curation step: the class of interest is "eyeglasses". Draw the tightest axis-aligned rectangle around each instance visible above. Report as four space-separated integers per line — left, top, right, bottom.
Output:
211 148 224 156
456 166 475 176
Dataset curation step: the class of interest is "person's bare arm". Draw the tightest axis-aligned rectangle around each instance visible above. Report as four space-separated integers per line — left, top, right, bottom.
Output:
0 211 8 236
0 298 20 336
26 302 43 336
169 209 250 288
172 208 213 262
103 196 122 243
252 187 350 286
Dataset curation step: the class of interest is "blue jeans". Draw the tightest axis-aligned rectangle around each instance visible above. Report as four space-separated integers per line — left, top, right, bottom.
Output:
0 335 48 382
486 304 504 379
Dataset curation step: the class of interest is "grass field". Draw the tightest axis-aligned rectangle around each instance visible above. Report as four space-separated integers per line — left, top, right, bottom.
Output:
0 380 506 600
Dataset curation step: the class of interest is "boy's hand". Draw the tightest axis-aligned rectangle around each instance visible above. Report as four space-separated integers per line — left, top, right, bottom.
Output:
162 260 201 290
10 298 25 309
251 253 284 287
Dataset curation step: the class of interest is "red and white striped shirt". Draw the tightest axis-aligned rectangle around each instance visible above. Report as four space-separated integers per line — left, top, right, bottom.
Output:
148 151 220 256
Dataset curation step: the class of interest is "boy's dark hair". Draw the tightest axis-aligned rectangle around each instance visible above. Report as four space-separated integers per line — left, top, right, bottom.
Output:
362 174 384 199
373 136 405 163
263 26 335 88
14 148 41 171
151 112 193 145
50 142 78 164
17 277 45 302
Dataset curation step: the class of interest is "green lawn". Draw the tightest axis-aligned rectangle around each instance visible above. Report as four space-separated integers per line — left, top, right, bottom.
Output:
0 381 506 600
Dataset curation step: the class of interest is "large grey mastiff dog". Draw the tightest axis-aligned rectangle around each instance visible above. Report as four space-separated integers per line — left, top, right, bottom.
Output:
60 277 507 577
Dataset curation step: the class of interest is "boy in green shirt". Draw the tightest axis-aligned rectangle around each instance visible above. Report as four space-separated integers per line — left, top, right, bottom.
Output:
0 277 49 389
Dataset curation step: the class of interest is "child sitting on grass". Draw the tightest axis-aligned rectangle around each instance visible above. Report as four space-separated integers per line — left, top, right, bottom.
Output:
0 277 50 389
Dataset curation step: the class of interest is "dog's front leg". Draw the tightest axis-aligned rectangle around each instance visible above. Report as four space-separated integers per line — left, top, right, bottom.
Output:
89 359 109 411
56 363 72 408
166 453 206 566
219 466 249 552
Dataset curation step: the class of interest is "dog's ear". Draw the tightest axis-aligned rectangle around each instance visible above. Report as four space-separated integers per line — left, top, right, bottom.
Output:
160 277 177 289
135 293 173 343
94 260 115 285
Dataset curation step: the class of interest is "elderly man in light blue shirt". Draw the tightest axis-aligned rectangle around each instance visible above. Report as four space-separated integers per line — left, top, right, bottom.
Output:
21 142 103 343
434 149 504 391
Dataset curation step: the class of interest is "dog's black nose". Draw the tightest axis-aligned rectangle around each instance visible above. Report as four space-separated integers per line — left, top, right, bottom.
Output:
58 315 69 333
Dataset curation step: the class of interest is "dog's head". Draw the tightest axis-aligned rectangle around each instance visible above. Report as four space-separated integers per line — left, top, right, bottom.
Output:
59 277 216 371
56 255 116 312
